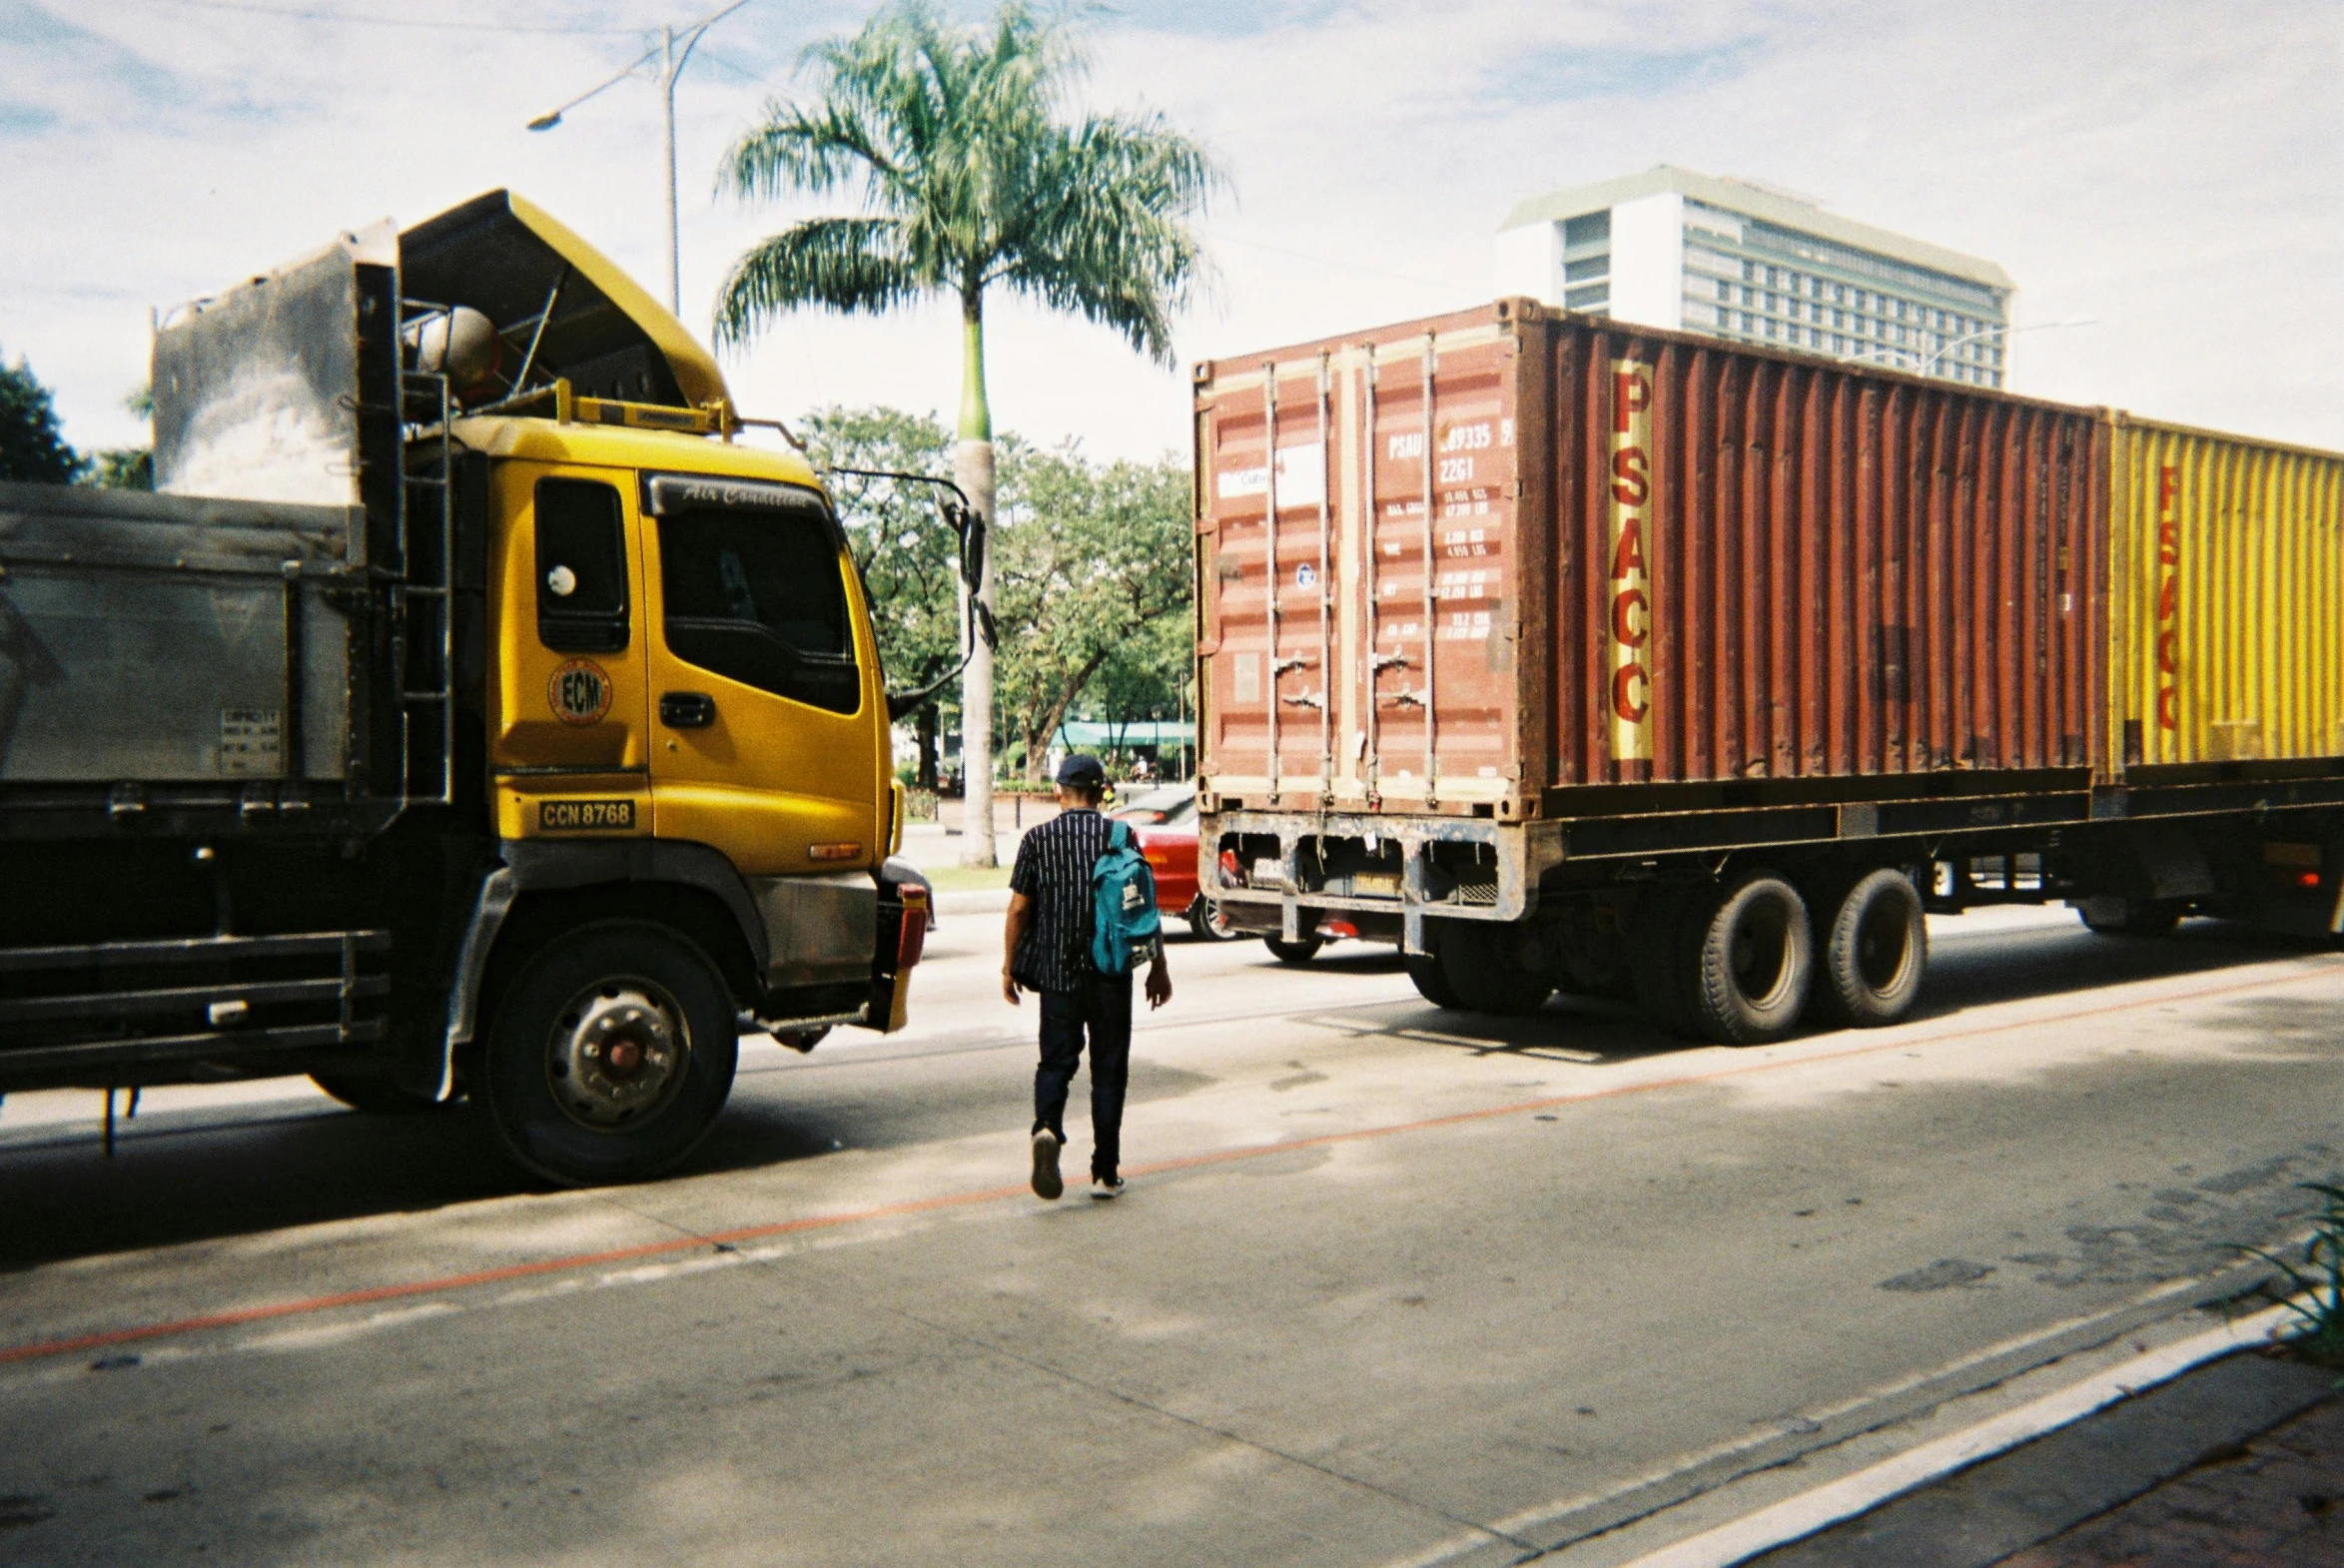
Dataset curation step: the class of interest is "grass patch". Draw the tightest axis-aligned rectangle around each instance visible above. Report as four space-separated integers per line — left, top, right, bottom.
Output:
920 864 1013 892
2241 1181 2344 1368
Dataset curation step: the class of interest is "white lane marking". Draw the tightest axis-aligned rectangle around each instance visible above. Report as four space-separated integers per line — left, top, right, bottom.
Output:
1618 1302 2298 1568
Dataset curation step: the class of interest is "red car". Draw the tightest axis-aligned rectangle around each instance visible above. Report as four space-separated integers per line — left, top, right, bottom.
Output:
1111 785 1333 962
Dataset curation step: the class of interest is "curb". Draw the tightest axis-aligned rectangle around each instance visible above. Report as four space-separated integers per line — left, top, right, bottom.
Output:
1618 1302 2300 1567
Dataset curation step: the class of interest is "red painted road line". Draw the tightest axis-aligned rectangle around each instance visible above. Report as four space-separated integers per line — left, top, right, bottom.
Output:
4 956 2335 1369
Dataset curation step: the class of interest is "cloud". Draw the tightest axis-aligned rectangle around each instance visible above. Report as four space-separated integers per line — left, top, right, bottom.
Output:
4 0 2339 459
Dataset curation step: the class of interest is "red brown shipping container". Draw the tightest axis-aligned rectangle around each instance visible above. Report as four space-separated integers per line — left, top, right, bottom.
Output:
1193 301 2109 815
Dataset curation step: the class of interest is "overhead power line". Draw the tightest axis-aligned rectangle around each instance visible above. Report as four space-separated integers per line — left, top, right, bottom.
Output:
136 0 645 36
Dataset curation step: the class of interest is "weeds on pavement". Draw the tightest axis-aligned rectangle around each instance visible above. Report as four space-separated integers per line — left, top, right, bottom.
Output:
2238 1181 2344 1369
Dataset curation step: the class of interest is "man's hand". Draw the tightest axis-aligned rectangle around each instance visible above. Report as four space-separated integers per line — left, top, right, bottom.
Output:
1002 891 1031 1007
1144 955 1172 1010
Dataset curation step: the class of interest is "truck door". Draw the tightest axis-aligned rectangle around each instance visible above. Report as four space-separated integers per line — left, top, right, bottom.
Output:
491 465 652 833
640 473 880 877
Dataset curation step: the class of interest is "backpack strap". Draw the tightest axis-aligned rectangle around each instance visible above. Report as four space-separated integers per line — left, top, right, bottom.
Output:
1107 819 1131 853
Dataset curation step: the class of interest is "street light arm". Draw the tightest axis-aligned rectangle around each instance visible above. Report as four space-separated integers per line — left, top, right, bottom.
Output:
671 0 756 81
527 44 658 129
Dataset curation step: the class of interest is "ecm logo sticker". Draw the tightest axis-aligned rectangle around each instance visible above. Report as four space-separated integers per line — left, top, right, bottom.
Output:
547 658 613 726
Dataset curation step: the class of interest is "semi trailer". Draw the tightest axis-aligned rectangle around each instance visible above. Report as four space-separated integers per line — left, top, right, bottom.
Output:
0 191 974 1182
1191 298 2344 1042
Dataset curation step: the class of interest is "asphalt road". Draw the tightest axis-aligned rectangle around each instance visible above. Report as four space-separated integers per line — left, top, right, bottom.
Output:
1 906 2338 1566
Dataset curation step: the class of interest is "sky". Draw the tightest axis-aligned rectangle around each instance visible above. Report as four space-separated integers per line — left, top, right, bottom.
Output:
4 0 2340 463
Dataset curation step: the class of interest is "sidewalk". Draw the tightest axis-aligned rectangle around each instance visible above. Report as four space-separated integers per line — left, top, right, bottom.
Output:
2000 1386 2342 1567
1741 1346 2341 1567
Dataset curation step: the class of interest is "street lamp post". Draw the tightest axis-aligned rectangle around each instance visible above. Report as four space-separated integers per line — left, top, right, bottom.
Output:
527 0 755 318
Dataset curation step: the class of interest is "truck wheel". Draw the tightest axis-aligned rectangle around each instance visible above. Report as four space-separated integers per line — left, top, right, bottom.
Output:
1813 869 1927 1027
1263 936 1324 965
1187 899 1236 941
483 921 739 1186
310 1072 448 1115
2077 897 2185 937
1437 922 1554 1016
1689 873 1813 1046
1629 884 1702 1039
1404 953 1464 1007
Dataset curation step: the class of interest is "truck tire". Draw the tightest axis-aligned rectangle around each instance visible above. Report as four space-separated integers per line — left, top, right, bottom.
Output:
1628 883 1702 1039
1263 935 1324 965
1436 922 1554 1016
1812 869 1927 1028
1186 899 1236 941
2076 897 2185 937
310 1072 448 1115
483 920 739 1186
1688 873 1813 1046
1405 952 1464 1008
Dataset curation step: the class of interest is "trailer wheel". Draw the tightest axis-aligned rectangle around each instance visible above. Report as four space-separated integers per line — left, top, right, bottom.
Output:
1404 951 1464 1008
1689 874 1813 1046
1813 869 1927 1028
483 920 739 1186
1437 922 1554 1016
1628 884 1702 1039
310 1072 448 1116
1263 936 1324 965
2077 897 2185 937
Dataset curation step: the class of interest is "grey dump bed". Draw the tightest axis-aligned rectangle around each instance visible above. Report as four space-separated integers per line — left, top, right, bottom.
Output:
0 481 361 784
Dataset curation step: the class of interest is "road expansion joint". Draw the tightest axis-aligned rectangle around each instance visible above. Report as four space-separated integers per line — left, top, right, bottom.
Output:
889 1303 1541 1556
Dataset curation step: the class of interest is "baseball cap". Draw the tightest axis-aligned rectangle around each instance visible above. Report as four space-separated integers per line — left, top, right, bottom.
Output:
1056 753 1106 788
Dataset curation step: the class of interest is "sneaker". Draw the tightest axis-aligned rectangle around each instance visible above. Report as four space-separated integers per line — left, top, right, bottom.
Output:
1030 1129 1063 1200
1091 1176 1126 1200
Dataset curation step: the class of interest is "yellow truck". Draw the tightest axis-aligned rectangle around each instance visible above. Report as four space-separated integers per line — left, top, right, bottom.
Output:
0 192 968 1182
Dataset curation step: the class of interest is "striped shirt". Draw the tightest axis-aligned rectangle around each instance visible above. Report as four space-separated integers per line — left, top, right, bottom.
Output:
1009 808 1116 993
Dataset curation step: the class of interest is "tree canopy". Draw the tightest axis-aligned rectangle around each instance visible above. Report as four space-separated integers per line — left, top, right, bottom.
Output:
991 439 1190 779
712 0 1219 406
0 353 84 484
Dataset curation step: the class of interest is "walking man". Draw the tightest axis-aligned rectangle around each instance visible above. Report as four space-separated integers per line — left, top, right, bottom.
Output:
1003 754 1172 1200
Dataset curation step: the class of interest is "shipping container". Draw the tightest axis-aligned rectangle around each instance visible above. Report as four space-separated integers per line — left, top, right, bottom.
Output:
1194 301 2344 1046
1193 301 2109 818
2109 419 2344 772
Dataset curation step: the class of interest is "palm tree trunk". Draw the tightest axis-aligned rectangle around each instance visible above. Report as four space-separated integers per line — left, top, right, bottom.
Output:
955 289 998 868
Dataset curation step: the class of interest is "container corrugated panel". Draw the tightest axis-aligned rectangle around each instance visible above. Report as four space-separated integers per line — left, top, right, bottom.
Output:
1194 305 1539 813
1194 301 2112 814
2109 418 2344 770
1547 321 2108 786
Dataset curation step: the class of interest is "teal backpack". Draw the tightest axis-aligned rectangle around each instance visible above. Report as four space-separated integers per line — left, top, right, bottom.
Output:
1091 821 1163 976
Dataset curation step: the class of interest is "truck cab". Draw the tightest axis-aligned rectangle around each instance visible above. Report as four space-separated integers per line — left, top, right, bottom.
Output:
0 192 948 1183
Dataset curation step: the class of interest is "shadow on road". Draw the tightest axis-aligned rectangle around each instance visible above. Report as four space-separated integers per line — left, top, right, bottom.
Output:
0 917 2312 1274
1300 917 2316 1065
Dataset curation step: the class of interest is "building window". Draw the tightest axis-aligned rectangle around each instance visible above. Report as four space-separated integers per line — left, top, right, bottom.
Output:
1565 255 1609 282
1564 211 1611 248
1565 283 1609 311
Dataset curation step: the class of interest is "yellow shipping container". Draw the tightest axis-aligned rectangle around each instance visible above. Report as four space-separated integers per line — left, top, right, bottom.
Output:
2110 416 2344 772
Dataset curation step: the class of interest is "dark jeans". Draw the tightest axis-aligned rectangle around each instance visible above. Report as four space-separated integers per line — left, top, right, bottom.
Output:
1033 975 1133 1179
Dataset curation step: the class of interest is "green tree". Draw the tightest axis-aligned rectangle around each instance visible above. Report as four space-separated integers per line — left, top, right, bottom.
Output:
86 384 154 490
0 353 85 483
713 0 1219 864
991 442 1190 783
801 404 963 785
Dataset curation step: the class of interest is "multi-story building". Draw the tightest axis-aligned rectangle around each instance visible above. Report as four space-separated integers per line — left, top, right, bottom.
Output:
1494 165 2014 388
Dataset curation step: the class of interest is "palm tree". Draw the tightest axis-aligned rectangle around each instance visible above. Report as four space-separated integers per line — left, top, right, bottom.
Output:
715 0 1219 867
